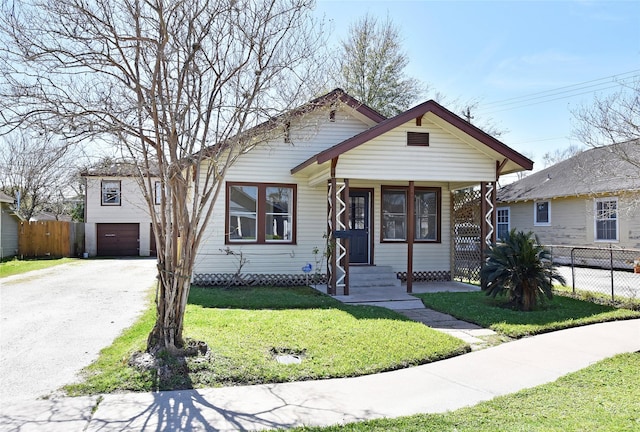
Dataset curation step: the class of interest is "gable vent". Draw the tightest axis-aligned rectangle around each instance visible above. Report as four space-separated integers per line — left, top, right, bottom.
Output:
407 131 429 146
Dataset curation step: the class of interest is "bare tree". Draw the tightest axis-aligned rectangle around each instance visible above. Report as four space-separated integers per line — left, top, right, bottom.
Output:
572 77 640 168
542 144 583 168
0 130 76 220
336 13 426 117
0 0 327 354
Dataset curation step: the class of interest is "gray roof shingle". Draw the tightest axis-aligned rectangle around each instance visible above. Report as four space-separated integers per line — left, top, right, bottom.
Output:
498 140 640 202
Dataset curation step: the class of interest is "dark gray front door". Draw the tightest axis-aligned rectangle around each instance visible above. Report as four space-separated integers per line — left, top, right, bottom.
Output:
348 191 370 264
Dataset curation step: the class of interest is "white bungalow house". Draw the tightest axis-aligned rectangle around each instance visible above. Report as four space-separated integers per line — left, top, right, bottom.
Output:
497 141 640 250
0 191 21 259
192 89 533 294
82 165 159 257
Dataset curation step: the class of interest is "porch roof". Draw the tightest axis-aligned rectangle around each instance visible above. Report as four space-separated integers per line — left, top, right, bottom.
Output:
291 99 533 179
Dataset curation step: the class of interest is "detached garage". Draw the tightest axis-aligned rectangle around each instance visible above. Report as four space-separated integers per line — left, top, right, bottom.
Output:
96 223 139 256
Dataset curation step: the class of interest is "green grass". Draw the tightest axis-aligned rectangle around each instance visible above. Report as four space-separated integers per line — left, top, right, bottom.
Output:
414 291 640 338
0 257 77 278
293 352 640 431
65 286 468 395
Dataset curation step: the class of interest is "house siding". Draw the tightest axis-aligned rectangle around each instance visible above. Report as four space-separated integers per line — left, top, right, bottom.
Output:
194 108 373 276
84 176 156 256
1 203 19 259
506 194 640 249
336 120 497 182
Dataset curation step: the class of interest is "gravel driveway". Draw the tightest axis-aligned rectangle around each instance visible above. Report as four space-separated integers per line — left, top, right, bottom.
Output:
0 259 157 403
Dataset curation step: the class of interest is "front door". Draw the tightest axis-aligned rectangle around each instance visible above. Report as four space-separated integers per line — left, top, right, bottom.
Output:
348 190 370 264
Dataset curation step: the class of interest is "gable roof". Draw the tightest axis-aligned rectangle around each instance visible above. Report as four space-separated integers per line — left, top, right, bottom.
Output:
196 88 386 160
498 140 640 202
292 99 533 175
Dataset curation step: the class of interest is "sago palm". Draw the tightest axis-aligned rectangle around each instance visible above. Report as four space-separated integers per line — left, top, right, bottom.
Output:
480 229 566 311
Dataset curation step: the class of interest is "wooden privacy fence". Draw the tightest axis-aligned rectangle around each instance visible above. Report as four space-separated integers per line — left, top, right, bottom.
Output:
18 221 84 258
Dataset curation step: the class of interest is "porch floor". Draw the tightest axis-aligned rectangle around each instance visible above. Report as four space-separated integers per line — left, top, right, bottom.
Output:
319 281 480 308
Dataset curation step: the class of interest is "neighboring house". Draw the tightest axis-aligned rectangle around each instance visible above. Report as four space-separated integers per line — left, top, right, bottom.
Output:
29 212 73 222
82 165 159 257
0 192 21 259
192 89 533 293
497 141 640 249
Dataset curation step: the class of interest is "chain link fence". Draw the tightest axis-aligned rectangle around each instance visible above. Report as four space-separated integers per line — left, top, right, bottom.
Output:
548 245 640 300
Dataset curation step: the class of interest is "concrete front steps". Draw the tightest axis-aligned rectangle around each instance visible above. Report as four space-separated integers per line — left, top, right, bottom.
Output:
333 265 425 309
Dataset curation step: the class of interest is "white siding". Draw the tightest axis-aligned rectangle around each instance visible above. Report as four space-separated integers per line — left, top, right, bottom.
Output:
336 120 497 182
84 176 156 256
506 194 640 249
1 203 19 258
194 108 372 275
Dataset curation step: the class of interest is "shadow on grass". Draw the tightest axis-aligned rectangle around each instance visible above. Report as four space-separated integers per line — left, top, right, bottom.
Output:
188 285 414 321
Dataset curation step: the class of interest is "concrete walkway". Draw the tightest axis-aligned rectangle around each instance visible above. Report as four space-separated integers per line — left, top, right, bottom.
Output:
327 281 500 350
2 319 638 431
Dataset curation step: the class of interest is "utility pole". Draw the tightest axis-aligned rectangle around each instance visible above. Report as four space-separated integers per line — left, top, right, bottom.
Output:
463 107 474 123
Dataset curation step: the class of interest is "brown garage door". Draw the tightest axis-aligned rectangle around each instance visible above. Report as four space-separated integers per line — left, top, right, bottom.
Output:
97 223 139 256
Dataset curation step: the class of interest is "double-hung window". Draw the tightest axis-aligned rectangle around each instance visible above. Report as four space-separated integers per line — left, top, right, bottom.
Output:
594 197 618 241
226 182 295 244
534 201 550 226
381 186 441 242
101 180 121 206
496 207 510 240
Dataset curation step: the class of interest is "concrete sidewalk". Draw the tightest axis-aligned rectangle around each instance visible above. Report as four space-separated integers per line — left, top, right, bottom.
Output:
2 319 638 432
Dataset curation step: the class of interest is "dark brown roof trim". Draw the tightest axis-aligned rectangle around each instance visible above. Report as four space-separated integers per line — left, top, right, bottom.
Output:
292 99 533 174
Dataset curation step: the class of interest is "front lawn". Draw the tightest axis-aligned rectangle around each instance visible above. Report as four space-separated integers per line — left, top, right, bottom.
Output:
66 286 468 395
415 291 640 338
293 351 640 431
0 257 77 278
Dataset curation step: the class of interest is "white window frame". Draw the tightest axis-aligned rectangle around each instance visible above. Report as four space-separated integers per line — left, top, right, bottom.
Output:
594 197 618 242
101 180 121 206
496 207 510 240
533 200 551 226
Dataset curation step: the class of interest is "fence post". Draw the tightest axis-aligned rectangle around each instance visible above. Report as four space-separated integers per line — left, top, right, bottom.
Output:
570 247 576 294
609 246 614 301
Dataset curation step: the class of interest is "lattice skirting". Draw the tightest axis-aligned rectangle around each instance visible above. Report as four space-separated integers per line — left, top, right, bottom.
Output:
193 273 328 287
396 270 451 282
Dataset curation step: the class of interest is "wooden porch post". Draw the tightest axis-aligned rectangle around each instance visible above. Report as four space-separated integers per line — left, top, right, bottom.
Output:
343 179 350 295
407 181 415 293
329 158 338 295
480 181 497 289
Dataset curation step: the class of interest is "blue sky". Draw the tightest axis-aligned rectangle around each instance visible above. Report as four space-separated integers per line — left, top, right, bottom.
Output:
314 0 640 172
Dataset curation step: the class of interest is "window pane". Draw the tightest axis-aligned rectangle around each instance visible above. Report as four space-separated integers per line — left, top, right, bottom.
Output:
596 220 617 240
266 214 292 241
415 191 437 240
383 190 406 213
229 186 257 240
535 202 549 223
497 208 509 240
595 199 617 241
265 187 293 241
265 187 290 214
350 196 366 230
382 190 406 240
102 181 120 205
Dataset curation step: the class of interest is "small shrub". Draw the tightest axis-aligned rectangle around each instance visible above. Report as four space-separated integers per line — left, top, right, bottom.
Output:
481 229 565 311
